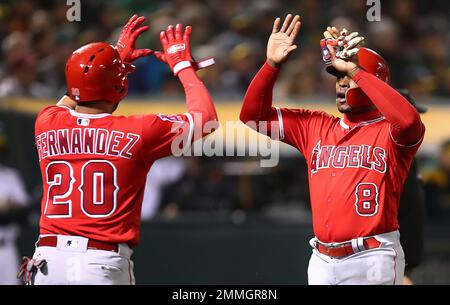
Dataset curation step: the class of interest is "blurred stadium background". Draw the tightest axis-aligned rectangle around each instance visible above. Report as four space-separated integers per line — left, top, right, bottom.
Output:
0 0 449 284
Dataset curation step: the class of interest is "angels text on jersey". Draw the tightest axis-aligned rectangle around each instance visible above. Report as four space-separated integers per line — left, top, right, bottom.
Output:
310 140 387 175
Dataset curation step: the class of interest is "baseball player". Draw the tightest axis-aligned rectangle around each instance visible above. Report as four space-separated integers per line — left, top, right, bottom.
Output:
240 14 425 285
19 15 218 284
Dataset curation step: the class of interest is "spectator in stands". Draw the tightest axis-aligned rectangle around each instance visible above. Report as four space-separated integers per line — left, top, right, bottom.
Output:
0 120 29 284
397 89 427 285
160 157 238 214
0 0 447 99
422 139 450 220
0 32 51 99
141 157 186 220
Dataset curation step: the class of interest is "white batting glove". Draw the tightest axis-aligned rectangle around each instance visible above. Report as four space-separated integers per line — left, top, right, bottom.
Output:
335 28 365 59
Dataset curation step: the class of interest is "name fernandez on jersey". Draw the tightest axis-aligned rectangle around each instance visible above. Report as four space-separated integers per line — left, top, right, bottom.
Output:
35 128 140 161
310 140 387 175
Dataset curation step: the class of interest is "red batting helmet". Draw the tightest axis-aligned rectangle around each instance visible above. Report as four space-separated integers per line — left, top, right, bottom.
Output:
327 47 390 81
327 47 390 107
65 42 135 104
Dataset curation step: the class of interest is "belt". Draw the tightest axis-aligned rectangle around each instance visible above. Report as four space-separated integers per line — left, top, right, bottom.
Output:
37 236 119 252
315 237 381 258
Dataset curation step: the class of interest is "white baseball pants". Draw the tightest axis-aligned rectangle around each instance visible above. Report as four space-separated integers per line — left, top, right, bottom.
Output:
307 230 405 285
31 235 135 285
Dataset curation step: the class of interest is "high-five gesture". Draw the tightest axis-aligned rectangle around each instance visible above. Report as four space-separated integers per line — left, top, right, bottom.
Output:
154 24 194 75
267 14 301 68
116 14 153 63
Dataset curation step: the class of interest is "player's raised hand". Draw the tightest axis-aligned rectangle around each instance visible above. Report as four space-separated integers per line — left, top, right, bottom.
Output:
266 14 301 68
325 37 361 77
154 24 194 75
116 14 153 63
323 27 365 76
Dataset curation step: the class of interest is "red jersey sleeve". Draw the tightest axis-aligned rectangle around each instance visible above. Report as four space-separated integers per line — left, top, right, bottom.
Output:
241 62 336 154
352 70 425 146
388 122 424 157
139 112 194 160
36 105 71 125
35 105 73 137
274 107 335 155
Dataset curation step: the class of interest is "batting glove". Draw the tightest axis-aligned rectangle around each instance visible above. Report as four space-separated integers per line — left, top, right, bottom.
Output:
335 29 365 59
321 28 365 64
17 256 46 285
116 14 153 63
155 24 215 75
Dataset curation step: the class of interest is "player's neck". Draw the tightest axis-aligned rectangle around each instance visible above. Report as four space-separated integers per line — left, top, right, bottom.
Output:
75 101 116 114
343 108 382 128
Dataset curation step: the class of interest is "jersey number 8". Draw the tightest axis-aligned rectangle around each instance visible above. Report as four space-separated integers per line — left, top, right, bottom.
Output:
355 183 379 217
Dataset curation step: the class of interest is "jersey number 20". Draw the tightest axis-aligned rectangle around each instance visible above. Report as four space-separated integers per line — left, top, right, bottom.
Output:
44 161 118 218
355 183 379 216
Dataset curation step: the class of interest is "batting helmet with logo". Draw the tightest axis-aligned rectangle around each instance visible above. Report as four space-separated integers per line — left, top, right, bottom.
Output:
327 47 390 107
65 42 135 104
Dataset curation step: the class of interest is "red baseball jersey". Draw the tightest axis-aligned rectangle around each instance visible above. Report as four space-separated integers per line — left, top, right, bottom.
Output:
273 107 424 243
35 105 193 247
